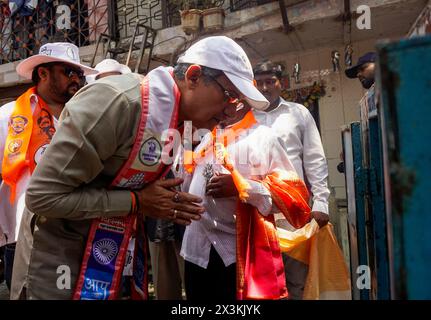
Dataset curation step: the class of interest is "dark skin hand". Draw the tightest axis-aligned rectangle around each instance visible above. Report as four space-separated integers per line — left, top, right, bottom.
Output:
311 211 329 228
205 173 238 198
137 178 205 226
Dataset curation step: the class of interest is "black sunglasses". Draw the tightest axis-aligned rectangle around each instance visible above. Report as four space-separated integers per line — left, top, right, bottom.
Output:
44 62 85 80
61 65 85 80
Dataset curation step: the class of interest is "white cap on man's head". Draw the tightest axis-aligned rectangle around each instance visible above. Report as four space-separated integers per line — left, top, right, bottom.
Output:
86 59 132 84
16 42 97 79
177 36 269 110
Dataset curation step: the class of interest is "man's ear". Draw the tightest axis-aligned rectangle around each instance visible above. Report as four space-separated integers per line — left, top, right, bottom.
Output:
185 65 202 88
278 77 286 90
38 67 49 80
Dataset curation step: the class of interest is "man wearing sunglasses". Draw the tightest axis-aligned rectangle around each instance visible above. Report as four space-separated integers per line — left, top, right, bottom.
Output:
252 60 330 300
0 42 96 296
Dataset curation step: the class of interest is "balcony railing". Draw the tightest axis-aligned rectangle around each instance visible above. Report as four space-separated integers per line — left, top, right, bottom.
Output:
0 0 276 65
0 0 110 64
230 0 274 12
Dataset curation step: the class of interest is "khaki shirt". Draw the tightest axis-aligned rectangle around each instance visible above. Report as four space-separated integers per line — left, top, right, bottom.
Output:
11 73 144 299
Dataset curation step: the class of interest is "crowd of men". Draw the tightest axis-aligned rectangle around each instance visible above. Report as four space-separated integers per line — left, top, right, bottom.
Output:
0 36 372 300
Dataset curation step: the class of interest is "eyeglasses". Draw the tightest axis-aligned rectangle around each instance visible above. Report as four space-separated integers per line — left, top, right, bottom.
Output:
209 76 240 105
59 65 85 80
256 78 278 88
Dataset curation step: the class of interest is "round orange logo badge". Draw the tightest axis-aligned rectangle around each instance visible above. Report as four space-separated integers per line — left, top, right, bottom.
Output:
8 139 23 153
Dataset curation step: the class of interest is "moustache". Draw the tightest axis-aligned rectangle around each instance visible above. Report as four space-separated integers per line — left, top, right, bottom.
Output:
68 82 80 91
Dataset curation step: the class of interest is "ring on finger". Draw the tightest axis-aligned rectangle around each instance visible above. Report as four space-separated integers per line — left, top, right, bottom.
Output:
171 208 178 219
173 192 180 203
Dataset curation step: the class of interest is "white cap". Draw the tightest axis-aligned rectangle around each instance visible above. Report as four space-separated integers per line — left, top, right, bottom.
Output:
16 42 97 79
177 36 269 110
86 59 132 84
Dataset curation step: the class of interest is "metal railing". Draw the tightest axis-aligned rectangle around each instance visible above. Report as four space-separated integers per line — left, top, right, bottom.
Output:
230 0 274 12
0 0 110 64
0 0 276 65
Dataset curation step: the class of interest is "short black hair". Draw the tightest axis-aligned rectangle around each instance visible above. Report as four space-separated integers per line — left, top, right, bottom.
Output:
253 60 283 80
173 63 224 84
31 66 43 85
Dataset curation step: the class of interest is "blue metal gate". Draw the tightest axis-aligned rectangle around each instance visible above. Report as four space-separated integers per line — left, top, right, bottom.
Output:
378 35 431 299
345 35 431 300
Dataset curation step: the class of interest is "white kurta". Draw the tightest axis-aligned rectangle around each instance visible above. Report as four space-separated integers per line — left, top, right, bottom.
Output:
179 123 297 269
253 98 330 214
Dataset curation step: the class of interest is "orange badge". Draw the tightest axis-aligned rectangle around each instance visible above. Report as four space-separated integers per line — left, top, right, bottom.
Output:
8 139 23 153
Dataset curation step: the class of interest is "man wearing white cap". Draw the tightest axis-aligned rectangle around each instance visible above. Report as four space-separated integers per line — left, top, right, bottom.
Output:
85 58 131 84
12 36 269 299
0 42 96 294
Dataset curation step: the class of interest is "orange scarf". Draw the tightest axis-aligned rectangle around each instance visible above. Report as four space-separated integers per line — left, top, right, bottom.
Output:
236 171 311 300
183 111 257 198
2 87 55 202
206 113 311 299
183 111 311 299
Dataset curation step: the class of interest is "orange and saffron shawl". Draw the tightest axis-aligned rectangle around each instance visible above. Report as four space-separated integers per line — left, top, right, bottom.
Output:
234 170 311 300
2 87 54 202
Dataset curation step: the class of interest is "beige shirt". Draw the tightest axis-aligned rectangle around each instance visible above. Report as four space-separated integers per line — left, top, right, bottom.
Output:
11 73 144 300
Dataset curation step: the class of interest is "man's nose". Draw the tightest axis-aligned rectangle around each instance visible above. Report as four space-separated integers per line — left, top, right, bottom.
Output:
259 83 268 92
70 76 83 87
68 72 80 81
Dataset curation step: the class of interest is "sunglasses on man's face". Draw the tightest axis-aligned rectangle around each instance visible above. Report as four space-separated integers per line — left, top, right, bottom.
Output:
61 65 85 80
47 63 84 80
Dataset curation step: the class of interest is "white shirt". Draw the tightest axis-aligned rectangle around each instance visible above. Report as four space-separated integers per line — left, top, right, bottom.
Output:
179 124 297 269
0 97 59 246
253 98 330 214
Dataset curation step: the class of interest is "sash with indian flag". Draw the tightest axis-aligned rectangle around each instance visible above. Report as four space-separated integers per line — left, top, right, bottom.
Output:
2 87 56 203
73 67 180 300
